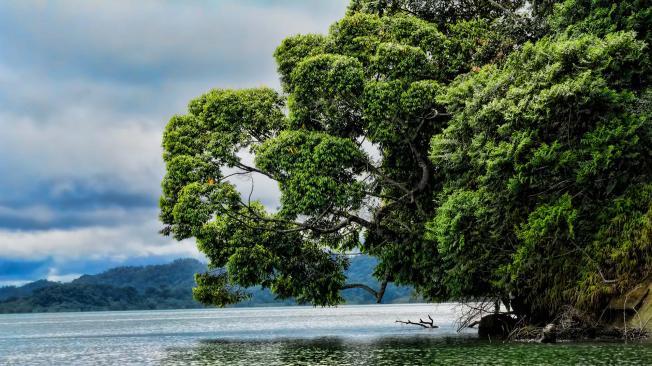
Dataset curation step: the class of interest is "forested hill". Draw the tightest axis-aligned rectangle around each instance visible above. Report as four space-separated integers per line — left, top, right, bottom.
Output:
0 256 415 313
71 258 205 292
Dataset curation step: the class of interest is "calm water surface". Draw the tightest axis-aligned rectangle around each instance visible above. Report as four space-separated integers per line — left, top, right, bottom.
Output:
1 304 651 365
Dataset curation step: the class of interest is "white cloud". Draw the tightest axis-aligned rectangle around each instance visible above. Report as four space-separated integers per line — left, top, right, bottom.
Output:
46 268 82 283
1 0 348 85
0 220 200 261
0 205 56 225
0 280 32 287
0 0 349 275
0 0 348 199
0 112 164 194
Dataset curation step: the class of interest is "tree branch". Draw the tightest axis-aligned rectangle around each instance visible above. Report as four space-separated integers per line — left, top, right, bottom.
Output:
366 163 411 195
235 162 276 180
342 283 378 299
409 142 429 194
487 0 527 24
396 314 438 328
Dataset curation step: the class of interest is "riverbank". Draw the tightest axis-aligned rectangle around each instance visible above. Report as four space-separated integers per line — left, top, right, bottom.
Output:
472 285 652 343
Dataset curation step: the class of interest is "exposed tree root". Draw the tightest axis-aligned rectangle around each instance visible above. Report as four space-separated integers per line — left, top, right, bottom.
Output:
507 306 650 342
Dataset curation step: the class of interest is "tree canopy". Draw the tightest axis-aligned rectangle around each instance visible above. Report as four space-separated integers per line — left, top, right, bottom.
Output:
160 0 650 321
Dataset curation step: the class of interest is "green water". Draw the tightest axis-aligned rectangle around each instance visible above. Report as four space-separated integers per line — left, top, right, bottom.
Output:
163 337 652 365
1 304 650 365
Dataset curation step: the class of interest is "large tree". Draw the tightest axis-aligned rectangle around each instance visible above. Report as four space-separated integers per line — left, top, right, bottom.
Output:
160 0 650 321
427 0 651 320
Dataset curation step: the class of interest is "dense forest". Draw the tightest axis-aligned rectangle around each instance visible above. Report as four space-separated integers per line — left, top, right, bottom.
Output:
0 257 414 313
159 0 651 328
0 259 204 313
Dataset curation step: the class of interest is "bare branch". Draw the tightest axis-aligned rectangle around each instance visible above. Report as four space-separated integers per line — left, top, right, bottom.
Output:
220 171 255 181
235 162 276 180
396 314 439 328
366 163 411 195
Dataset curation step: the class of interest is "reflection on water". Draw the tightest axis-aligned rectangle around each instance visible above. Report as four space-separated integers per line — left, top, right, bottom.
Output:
161 336 652 366
1 305 651 365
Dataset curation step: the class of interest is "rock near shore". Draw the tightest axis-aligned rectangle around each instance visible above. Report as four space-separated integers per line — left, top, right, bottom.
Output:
478 314 517 340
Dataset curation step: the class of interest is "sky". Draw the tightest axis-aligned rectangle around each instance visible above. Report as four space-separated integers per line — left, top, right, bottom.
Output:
0 0 349 286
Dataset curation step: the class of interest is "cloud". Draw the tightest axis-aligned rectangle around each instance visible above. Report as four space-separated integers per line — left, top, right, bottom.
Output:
0 0 349 282
0 253 205 286
0 218 199 261
0 1 347 85
46 269 83 283
0 258 53 283
0 0 348 208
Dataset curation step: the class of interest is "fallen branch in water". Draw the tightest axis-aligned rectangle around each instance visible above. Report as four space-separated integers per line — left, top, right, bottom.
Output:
396 314 438 328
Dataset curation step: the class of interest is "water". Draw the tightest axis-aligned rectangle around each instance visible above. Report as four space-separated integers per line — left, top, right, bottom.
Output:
1 304 650 365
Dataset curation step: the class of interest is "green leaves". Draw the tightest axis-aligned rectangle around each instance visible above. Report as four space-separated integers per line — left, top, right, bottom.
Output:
274 34 328 91
288 54 365 136
364 80 444 145
372 43 433 81
193 272 249 307
256 130 367 216
329 12 383 63
162 115 203 161
227 245 275 288
160 0 651 319
160 87 284 234
427 2 651 317
515 194 578 263
193 88 286 163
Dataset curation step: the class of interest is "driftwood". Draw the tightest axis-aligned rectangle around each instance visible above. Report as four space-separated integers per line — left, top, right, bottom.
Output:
396 314 439 328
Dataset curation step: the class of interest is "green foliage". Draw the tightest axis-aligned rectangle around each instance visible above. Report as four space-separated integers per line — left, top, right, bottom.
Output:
428 3 651 318
579 183 652 307
549 0 651 46
425 189 500 299
0 259 205 313
193 272 249 306
160 0 651 321
255 131 368 216
347 1 527 28
288 54 365 135
161 0 474 308
274 34 328 91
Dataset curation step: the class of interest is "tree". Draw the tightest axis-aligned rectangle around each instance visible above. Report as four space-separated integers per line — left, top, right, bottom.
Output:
160 0 650 321
430 29 650 320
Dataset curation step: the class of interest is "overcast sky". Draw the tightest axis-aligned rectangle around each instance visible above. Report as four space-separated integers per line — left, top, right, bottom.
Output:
0 0 349 286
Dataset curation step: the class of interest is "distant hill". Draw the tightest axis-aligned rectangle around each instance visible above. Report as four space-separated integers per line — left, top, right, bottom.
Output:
0 279 59 301
0 259 203 313
71 258 204 292
0 256 416 313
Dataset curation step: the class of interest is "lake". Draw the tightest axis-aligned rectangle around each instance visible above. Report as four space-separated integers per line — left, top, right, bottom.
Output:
1 304 651 365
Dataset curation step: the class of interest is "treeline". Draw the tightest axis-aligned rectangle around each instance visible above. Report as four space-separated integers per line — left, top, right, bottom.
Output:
0 283 197 313
0 256 415 313
0 259 204 313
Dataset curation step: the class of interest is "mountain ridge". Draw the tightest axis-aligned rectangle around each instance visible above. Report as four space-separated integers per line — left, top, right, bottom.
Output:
0 256 415 313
